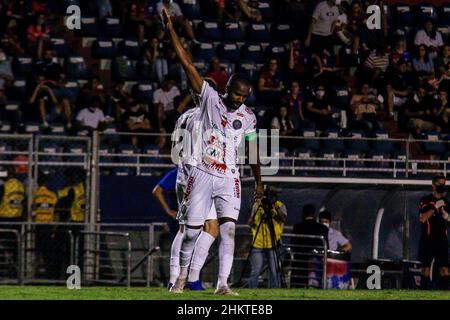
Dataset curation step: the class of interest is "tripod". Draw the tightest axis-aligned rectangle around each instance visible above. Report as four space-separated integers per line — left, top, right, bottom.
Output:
237 202 286 288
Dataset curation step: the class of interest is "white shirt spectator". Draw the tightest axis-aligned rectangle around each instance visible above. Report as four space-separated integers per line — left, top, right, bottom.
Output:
328 227 350 251
153 86 180 112
156 1 183 17
414 29 444 48
312 1 340 37
76 107 105 135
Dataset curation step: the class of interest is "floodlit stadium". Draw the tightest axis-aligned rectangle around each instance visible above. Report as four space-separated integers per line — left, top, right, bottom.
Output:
0 0 450 300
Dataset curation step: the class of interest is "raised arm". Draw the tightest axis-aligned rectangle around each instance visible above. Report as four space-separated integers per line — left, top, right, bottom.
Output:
162 8 202 94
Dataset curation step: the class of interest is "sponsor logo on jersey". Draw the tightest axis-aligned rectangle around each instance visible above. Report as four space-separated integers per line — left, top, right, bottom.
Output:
183 176 195 200
234 178 240 198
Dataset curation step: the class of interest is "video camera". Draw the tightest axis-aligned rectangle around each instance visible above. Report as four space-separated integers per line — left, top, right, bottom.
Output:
261 189 277 210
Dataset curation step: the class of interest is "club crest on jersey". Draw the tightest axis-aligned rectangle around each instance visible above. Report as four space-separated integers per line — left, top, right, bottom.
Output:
232 119 242 130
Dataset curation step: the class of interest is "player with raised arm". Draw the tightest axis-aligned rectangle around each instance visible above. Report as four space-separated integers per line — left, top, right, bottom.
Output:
162 8 264 296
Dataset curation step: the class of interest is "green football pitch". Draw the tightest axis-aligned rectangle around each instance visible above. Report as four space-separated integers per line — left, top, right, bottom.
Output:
0 286 450 300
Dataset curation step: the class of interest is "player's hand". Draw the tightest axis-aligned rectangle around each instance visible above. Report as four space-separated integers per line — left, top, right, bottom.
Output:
435 199 445 210
161 8 172 31
166 209 177 219
255 183 264 200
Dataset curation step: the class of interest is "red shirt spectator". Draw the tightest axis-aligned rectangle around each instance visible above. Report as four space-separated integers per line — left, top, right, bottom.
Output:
206 57 229 94
27 14 50 41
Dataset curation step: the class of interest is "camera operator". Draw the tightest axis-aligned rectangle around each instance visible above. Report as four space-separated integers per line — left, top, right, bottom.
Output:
418 174 450 290
248 186 287 288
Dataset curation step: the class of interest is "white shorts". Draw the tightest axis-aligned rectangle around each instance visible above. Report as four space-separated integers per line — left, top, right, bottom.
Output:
176 182 217 225
179 167 241 226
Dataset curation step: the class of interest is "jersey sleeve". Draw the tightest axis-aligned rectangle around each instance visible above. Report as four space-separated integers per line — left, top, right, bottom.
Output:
244 110 257 141
158 169 177 191
335 230 349 246
198 80 219 111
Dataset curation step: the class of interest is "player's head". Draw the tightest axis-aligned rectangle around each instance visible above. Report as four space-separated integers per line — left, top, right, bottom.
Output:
432 174 446 194
302 204 316 220
319 210 332 227
224 73 251 110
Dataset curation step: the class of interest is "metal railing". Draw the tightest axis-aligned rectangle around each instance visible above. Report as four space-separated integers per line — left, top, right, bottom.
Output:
0 229 22 284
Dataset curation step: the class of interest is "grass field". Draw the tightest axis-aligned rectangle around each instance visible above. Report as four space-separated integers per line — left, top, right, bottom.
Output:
0 286 450 300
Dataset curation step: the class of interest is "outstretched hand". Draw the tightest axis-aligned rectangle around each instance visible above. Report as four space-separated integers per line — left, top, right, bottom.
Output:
161 8 172 31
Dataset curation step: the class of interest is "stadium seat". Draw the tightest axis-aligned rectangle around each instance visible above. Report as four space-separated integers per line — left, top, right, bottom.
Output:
91 39 118 59
0 121 12 134
12 55 34 77
331 86 351 110
343 149 366 176
323 128 345 153
437 25 450 42
79 17 98 37
438 4 450 26
192 59 208 75
100 17 123 38
302 129 320 151
132 82 154 102
418 3 437 24
423 131 446 154
12 79 27 100
111 56 138 81
197 21 222 41
50 38 71 57
237 60 258 84
140 145 164 176
22 122 41 135
65 142 86 163
180 0 201 20
118 39 141 60
318 150 341 176
265 43 287 62
393 3 415 27
367 150 391 177
372 131 395 154
63 80 80 103
258 0 273 20
347 130 370 153
38 141 63 176
271 23 293 42
66 55 90 79
114 144 138 176
49 123 66 136
240 43 264 64
216 42 240 63
0 141 11 161
293 148 316 176
222 21 244 42
246 22 271 42
193 42 215 61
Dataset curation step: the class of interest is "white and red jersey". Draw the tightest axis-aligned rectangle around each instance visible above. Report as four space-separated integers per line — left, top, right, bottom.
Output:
193 81 257 178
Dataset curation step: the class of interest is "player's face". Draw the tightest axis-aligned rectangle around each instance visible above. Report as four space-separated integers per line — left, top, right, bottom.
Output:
227 82 250 110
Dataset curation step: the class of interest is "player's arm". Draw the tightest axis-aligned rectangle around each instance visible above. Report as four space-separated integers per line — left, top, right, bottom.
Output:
162 9 202 94
341 242 352 252
273 203 287 224
152 185 177 218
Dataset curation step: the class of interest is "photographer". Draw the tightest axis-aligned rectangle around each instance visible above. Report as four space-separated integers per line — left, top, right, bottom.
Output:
248 186 287 288
418 174 450 290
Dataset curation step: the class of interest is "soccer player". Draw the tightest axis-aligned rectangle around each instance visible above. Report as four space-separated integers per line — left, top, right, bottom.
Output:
418 174 450 290
162 8 264 295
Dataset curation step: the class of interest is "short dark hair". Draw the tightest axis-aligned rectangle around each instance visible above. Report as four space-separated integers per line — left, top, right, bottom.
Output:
227 73 250 90
302 204 316 218
432 174 446 184
319 210 332 222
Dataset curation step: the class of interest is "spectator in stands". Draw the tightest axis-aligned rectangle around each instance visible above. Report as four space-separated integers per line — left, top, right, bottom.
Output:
437 45 450 92
138 38 168 84
311 48 342 88
362 45 390 87
75 96 108 136
340 0 365 55
412 45 436 83
414 19 444 58
359 0 387 51
111 80 129 122
121 98 154 147
3 0 29 40
271 105 295 150
305 0 339 54
291 204 329 288
235 0 262 21
258 57 284 107
288 40 309 83
390 39 412 66
28 74 60 128
319 210 352 252
401 85 440 137
81 76 107 107
385 59 417 118
153 76 180 129
432 88 450 134
129 0 155 44
26 13 50 58
164 92 193 133
0 47 13 91
1 26 25 56
349 83 383 135
305 85 338 131
35 49 63 82
95 0 113 20
205 57 229 94
0 166 25 221
282 81 309 132
156 0 195 41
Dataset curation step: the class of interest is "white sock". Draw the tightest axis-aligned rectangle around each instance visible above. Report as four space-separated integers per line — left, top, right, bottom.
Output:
178 227 201 279
169 230 184 284
188 231 215 282
217 222 235 288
